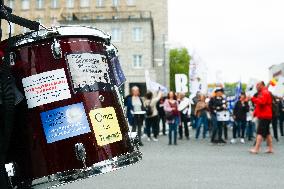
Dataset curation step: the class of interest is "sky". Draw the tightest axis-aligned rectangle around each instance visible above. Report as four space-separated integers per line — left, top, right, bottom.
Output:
168 0 284 84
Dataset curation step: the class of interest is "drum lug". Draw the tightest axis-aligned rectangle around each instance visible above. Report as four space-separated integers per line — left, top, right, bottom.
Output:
9 52 16 66
5 162 16 188
51 39 62 59
74 143 87 169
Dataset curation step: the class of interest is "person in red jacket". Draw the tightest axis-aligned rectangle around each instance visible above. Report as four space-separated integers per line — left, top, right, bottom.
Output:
249 81 273 154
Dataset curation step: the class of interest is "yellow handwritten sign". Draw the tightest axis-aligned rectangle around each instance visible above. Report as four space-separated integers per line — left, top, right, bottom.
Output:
89 107 122 146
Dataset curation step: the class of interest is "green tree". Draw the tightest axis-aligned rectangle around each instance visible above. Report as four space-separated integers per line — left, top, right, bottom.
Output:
224 82 247 96
169 48 191 91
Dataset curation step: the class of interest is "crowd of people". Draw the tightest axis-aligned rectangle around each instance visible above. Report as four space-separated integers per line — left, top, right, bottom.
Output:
124 81 283 154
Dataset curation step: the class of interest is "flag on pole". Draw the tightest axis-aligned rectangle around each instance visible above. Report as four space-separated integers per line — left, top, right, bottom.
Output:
234 81 242 104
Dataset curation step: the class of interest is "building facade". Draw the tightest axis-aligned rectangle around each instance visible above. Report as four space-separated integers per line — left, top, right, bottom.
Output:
269 63 284 80
3 0 169 96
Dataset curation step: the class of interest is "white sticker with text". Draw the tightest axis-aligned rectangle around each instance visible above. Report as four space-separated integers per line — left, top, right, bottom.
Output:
66 53 110 93
22 68 71 108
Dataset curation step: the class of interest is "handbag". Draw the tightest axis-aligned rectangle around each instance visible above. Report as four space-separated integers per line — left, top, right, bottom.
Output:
165 111 175 120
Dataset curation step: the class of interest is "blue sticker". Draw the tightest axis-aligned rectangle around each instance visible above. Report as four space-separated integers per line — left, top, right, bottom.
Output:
40 102 91 143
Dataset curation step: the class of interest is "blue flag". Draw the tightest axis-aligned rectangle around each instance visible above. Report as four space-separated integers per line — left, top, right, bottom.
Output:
234 81 242 102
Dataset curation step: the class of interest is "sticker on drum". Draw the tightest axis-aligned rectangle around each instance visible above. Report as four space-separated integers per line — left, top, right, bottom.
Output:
109 56 126 87
40 102 91 143
89 107 122 146
66 53 111 93
22 68 71 108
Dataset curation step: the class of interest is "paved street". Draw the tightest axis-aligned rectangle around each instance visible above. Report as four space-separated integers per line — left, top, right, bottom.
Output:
59 130 284 189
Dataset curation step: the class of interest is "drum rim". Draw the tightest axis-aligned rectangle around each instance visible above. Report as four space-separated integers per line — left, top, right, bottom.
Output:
7 133 141 188
31 148 142 188
12 25 111 47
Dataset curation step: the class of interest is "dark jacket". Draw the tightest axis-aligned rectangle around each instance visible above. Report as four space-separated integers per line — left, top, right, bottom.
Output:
209 96 227 116
279 99 284 118
125 96 145 126
233 100 249 121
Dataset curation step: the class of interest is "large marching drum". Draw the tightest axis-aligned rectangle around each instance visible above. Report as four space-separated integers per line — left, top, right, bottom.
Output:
1 26 142 188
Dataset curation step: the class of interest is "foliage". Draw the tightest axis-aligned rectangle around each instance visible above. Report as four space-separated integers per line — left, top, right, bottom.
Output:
208 82 247 96
169 48 191 91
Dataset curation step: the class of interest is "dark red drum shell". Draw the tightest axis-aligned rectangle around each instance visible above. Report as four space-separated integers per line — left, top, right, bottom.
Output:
3 36 133 181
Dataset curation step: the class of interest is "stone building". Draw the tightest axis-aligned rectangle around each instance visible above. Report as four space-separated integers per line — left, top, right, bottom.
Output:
3 0 169 96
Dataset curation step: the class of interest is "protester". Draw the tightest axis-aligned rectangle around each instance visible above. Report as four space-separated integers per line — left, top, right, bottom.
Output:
209 88 227 144
246 100 255 141
157 97 167 135
164 91 180 145
249 81 273 154
178 93 191 140
231 92 249 144
190 92 200 129
279 96 284 137
125 86 145 146
271 95 280 142
144 91 163 142
195 94 209 139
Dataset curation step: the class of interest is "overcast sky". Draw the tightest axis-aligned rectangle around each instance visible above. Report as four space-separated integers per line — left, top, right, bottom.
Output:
168 0 284 84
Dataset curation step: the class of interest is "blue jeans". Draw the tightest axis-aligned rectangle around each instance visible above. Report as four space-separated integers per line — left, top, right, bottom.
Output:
169 117 179 144
233 120 247 139
246 121 255 140
195 113 208 139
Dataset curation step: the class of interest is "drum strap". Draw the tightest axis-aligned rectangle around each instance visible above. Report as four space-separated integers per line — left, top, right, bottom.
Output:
0 37 16 158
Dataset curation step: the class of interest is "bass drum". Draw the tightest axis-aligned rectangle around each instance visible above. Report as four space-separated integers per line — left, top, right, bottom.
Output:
1 26 142 188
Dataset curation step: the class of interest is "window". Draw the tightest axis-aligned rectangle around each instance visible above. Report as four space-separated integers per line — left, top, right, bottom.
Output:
80 0 90 8
132 27 143 41
112 0 119 7
133 55 142 68
111 28 121 42
127 0 135 6
51 0 59 8
96 0 104 7
22 0 30 10
66 0 74 8
96 15 104 19
36 0 44 9
7 0 14 9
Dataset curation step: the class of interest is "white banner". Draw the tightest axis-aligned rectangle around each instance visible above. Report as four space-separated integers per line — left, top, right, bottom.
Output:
246 78 259 97
175 74 188 93
145 70 168 93
273 77 284 97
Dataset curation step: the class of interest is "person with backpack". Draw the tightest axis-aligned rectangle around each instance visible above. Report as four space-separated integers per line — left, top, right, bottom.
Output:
249 81 273 154
144 91 163 142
